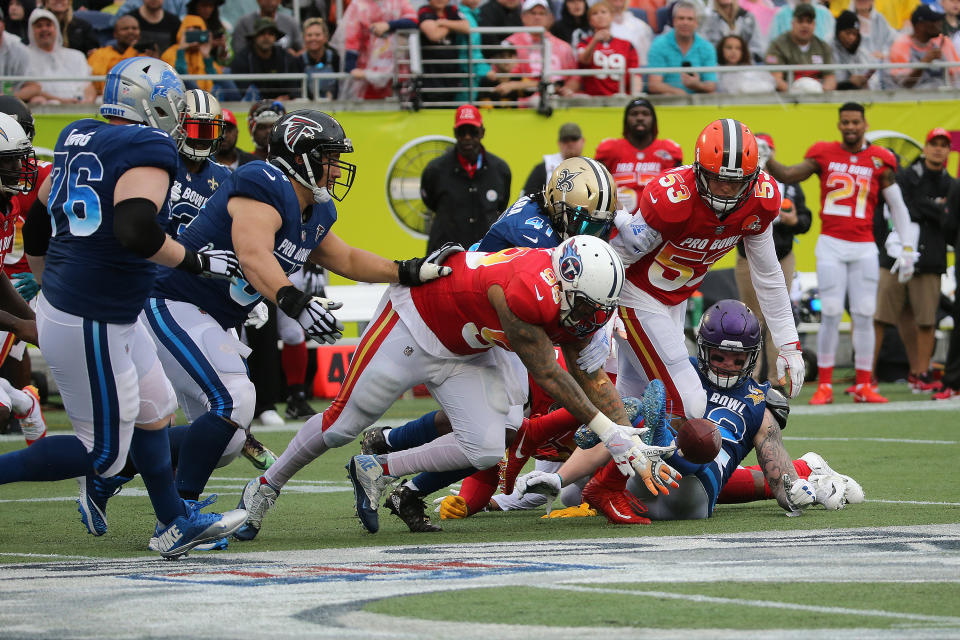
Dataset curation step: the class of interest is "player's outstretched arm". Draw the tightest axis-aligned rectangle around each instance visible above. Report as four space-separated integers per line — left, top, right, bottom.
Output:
309 230 407 284
753 410 813 514
764 155 818 185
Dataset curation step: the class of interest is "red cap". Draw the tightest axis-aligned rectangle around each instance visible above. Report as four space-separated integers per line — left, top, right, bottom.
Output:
221 108 237 127
926 127 951 143
454 104 482 129
755 132 775 151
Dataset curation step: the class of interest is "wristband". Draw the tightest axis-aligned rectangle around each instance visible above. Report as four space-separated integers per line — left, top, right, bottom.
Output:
276 285 310 317
587 412 618 441
175 248 202 274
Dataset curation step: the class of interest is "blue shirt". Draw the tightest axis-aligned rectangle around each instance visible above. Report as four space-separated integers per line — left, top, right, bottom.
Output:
151 160 336 329
44 119 180 324
769 5 835 44
477 196 558 252
647 31 718 92
167 158 231 239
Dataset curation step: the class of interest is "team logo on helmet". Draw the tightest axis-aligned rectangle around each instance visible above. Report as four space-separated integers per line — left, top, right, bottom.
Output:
150 69 183 101
0 127 7 142
557 242 583 282
554 168 583 193
283 115 324 151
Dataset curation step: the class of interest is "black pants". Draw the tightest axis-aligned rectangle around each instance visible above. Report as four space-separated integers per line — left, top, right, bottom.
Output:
942 297 960 390
246 302 285 415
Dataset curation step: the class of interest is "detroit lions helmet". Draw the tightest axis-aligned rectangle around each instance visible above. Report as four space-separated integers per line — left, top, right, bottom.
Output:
693 118 760 219
696 299 762 389
180 89 224 162
268 110 356 203
0 112 37 196
0 96 35 142
551 235 624 338
99 57 187 145
544 156 618 241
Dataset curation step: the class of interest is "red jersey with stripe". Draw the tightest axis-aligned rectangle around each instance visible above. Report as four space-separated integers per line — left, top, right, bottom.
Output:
804 141 896 243
595 137 683 215
624 166 780 306
4 160 52 275
577 36 639 97
410 248 579 355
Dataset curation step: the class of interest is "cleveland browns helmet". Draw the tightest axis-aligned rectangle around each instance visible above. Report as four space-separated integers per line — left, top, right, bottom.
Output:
0 113 37 196
180 89 224 162
696 299 762 389
693 118 760 218
268 110 356 203
544 156 618 240
551 235 625 338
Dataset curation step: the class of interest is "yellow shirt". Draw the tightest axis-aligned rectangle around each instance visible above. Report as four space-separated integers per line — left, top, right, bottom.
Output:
87 45 138 93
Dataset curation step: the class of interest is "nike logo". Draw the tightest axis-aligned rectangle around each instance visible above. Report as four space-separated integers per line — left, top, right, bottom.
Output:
262 169 277 181
522 234 539 244
649 194 658 203
156 524 183 550
609 502 629 519
514 431 527 458
534 286 544 301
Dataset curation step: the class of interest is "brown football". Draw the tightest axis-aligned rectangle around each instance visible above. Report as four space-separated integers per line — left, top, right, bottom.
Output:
677 418 722 464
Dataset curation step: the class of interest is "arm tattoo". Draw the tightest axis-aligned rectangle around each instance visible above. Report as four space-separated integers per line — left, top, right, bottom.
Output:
562 341 629 425
754 411 795 511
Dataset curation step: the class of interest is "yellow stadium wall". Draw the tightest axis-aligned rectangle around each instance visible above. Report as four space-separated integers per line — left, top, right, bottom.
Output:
35 101 960 284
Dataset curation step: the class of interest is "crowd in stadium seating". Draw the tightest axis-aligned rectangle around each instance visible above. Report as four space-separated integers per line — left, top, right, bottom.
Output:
1 0 957 102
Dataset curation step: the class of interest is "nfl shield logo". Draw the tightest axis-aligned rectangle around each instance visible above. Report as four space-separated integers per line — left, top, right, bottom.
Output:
301 230 307 242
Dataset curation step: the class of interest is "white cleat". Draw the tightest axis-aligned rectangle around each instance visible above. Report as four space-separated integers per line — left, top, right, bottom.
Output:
801 451 864 505
233 477 279 541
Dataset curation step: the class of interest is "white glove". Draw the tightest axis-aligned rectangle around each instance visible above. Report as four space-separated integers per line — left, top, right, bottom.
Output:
195 243 242 280
576 328 610 374
776 341 805 399
784 473 815 515
515 470 562 514
599 424 648 478
244 301 269 329
756 137 772 170
884 230 903 260
891 246 919 284
397 243 463 286
296 297 344 345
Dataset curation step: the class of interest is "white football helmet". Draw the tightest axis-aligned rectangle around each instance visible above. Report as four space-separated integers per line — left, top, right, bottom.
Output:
551 235 625 338
99 57 186 146
0 112 37 196
181 89 224 161
543 156 618 240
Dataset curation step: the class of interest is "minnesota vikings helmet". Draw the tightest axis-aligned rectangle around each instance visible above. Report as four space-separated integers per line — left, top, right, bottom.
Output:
551 235 624 338
696 299 762 389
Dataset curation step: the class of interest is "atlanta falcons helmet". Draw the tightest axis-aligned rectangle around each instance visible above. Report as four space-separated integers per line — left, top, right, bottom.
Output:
0 113 37 196
180 89 224 161
693 118 760 219
551 235 625 338
543 156 618 241
696 299 762 389
268 110 356 203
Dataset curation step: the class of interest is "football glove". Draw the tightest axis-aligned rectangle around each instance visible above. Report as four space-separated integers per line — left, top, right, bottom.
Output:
10 272 39 302
783 473 815 515
195 243 242 280
541 503 597 518
891 246 919 284
776 341 805 399
244 301 270 329
432 493 469 519
397 242 462 286
277 285 344 345
515 470 562 514
576 328 610 374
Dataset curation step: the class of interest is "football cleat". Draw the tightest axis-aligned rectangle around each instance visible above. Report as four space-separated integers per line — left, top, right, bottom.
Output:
241 431 277 471
912 371 942 393
501 423 531 496
149 496 231 551
360 426 390 456
800 452 864 504
76 474 131 536
852 383 887 403
641 380 668 435
153 500 248 559
581 477 651 525
17 385 46 444
809 383 833 405
346 454 396 533
385 484 442 533
284 391 317 420
233 476 279 541
932 386 960 401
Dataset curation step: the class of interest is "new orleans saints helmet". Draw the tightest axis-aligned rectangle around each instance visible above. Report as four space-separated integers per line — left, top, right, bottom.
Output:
543 156 618 241
180 89 224 162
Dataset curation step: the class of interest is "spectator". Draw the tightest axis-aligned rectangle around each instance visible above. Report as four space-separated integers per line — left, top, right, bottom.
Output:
476 43 524 103
765 3 836 92
551 0 590 47
230 17 304 100
232 0 303 56
934 180 960 400
0 6 31 94
214 107 258 169
872 0 917 31
629 0 665 32
739 0 777 38
943 0 960 40
769 0 834 44
577 0 642 95
832 10 873 89
715 33 776 92
15 9 95 104
420 104 511 253
42 0 99 55
477 0 522 47
132 0 181 51
301 17 340 100
500 0 580 97
1 0 34 42
699 0 766 61
875 128 955 391
608 0 653 64
522 121 585 195
852 0 897 64
458 0 497 101
87 15 140 95
646 0 718 94
735 132 812 384
338 0 417 100
418 0 471 104
186 0 228 65
162 16 221 93
245 98 283 162
888 4 960 89
117 0 190 19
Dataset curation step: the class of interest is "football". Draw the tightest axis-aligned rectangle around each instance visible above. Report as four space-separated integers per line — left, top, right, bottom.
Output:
676 418 722 464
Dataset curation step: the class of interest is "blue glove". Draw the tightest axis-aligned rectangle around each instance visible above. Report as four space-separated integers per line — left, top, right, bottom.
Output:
10 272 39 302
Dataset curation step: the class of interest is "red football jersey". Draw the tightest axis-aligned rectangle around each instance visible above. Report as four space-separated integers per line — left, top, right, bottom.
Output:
577 36 639 97
410 247 580 355
5 160 52 275
624 166 781 306
594 137 683 214
804 141 896 243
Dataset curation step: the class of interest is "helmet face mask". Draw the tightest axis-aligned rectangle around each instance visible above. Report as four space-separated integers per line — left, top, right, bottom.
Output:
693 118 760 219
551 235 625 338
181 89 224 162
99 57 187 146
269 110 356 203
0 113 37 196
544 157 618 241
696 299 762 389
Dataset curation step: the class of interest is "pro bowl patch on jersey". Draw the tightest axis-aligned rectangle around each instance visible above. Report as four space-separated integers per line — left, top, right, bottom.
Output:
557 242 582 282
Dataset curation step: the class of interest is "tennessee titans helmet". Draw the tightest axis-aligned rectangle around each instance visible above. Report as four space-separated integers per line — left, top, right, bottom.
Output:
0 112 37 196
267 110 356 203
550 235 624 338
0 96 35 142
543 156 618 241
99 57 187 145
696 299 762 389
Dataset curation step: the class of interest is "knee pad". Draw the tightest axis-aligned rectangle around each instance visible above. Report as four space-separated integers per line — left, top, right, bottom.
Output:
221 375 256 428
820 297 845 317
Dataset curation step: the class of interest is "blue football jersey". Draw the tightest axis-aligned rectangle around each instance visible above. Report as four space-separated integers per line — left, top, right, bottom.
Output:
167 158 231 238
476 196 557 252
42 119 180 324
667 357 770 515
151 160 336 329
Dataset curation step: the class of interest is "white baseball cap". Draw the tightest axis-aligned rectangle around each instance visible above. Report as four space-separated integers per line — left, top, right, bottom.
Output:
522 0 550 12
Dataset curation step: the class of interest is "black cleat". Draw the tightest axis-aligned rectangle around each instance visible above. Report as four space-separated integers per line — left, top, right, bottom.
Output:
284 391 317 420
360 426 390 456
385 485 442 533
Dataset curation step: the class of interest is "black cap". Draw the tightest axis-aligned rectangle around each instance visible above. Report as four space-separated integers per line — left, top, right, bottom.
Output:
912 3 944 23
835 9 859 33
793 3 816 20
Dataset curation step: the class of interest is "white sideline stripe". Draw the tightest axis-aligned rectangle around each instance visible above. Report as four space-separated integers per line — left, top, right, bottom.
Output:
0 483 352 503
543 585 960 624
866 499 960 506
0 552 101 560
792 401 960 415
784 437 958 445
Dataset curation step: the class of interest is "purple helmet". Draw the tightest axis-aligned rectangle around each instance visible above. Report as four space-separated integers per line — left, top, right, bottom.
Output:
696 299 762 389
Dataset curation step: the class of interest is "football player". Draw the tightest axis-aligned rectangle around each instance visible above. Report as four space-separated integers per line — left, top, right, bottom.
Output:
245 99 285 163
593 97 683 215
764 102 915 405
3 58 248 558
238 236 679 537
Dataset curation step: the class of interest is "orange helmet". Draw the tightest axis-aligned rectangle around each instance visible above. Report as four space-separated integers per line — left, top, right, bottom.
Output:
693 118 760 218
